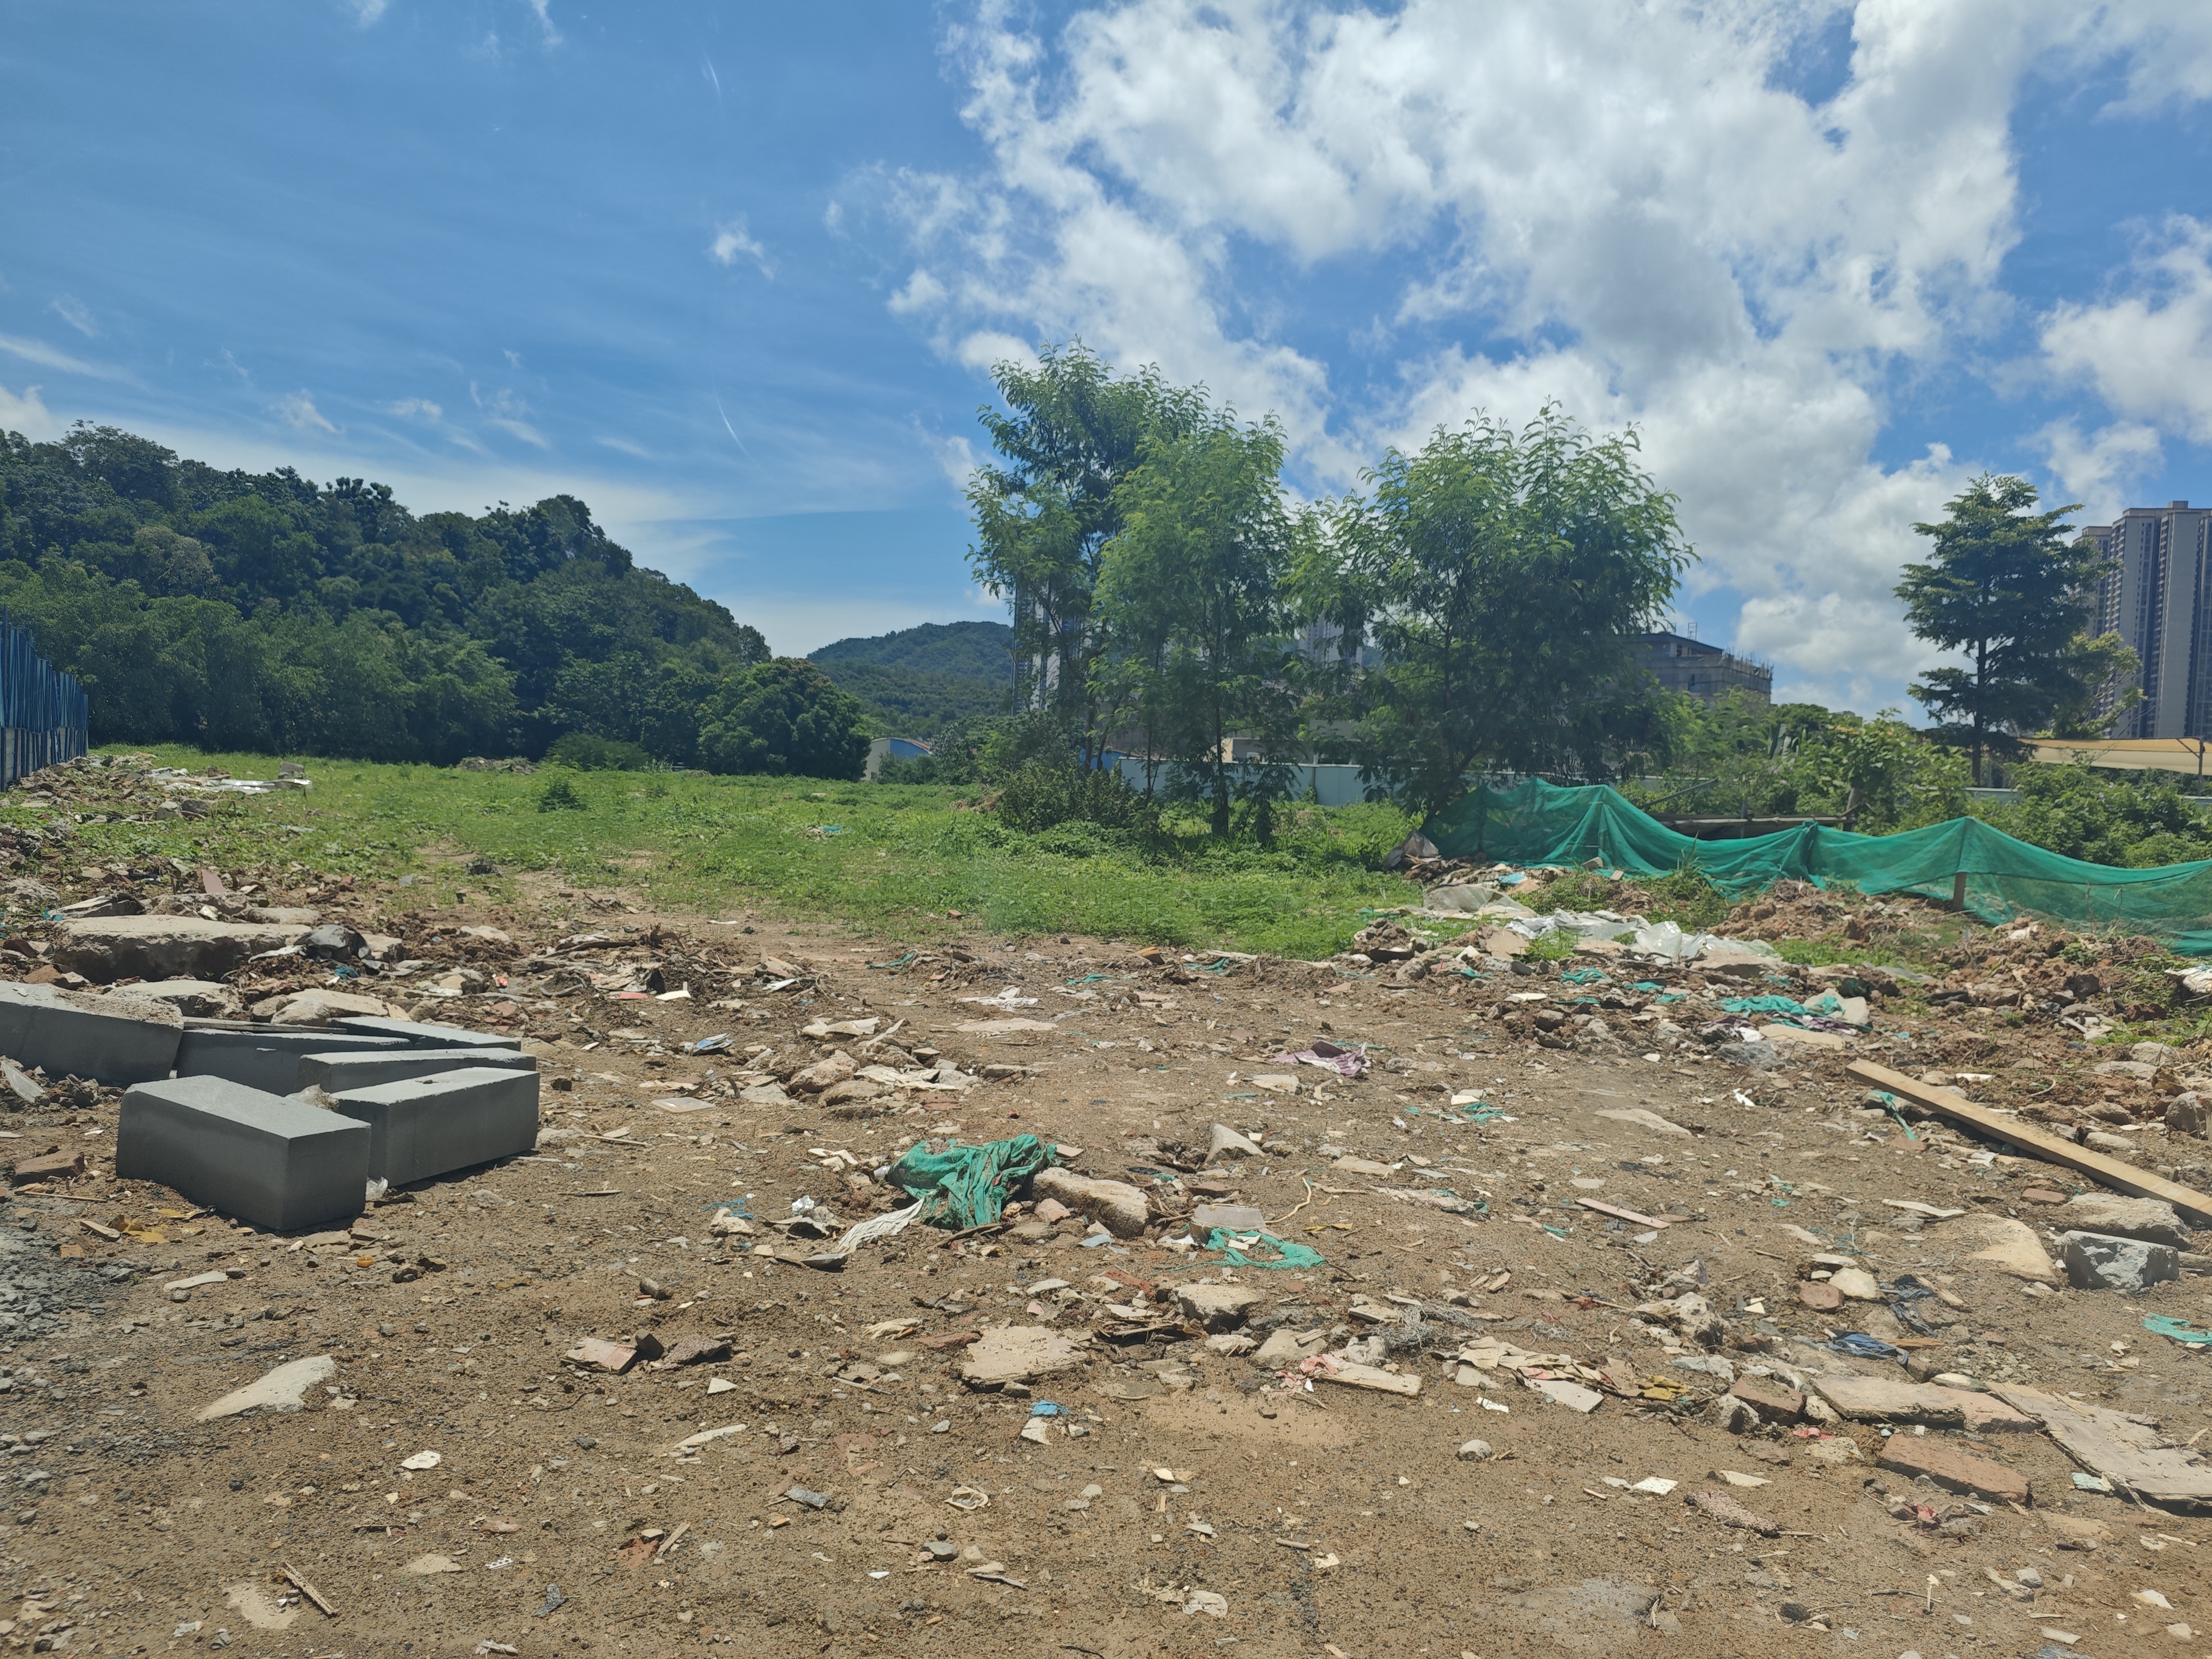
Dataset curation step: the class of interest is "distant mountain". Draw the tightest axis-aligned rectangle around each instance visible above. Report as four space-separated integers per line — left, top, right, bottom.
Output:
808 621 1013 736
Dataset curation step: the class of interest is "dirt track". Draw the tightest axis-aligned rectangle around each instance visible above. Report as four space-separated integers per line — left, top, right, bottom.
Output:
2 876 2210 1658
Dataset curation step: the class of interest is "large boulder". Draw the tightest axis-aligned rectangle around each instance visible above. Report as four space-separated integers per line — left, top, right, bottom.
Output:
54 916 308 983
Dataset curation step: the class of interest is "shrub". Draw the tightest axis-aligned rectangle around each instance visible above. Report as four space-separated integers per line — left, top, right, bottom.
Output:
697 660 871 780
996 761 1155 834
537 775 585 811
546 731 653 771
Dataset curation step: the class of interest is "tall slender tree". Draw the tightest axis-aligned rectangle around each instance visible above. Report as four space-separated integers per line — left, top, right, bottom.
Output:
965 343 1205 762
1093 410 1303 835
1896 476 2105 784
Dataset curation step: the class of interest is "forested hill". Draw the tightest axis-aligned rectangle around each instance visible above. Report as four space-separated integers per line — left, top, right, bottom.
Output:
0 424 770 764
807 619 1011 734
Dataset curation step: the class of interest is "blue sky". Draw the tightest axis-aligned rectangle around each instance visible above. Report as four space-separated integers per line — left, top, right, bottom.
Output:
7 2 2212 703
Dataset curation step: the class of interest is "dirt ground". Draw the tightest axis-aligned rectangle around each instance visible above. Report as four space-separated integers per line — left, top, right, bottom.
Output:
2 841 2211 1656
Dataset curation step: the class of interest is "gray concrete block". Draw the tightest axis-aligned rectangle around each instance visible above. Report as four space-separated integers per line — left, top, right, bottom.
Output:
2059 1229 2182 1291
327 1065 541 1185
115 1075 368 1231
296 1047 534 1093
330 1015 519 1051
178 1028 407 1094
0 981 181 1085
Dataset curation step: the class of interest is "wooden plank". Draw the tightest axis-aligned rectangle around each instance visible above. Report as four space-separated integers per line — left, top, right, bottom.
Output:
1846 1059 2212 1227
1574 1197 1670 1229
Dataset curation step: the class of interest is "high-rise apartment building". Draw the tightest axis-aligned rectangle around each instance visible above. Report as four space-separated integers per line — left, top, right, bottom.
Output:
2085 501 2212 738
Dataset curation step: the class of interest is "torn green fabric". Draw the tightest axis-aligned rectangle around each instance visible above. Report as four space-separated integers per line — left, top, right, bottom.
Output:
887 1134 1056 1230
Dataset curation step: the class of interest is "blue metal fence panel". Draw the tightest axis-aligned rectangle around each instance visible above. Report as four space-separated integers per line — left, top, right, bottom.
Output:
0 616 87 787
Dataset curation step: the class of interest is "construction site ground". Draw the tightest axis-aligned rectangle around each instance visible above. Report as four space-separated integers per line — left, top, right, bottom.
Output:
0 783 2209 1657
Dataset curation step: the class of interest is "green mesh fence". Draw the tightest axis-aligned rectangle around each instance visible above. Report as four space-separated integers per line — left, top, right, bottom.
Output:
1421 779 2212 956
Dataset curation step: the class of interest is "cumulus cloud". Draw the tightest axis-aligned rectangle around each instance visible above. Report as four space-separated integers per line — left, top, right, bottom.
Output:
708 219 773 278
863 0 2212 709
2041 216 2212 446
276 390 339 434
2036 416 2164 525
343 0 389 24
0 383 58 442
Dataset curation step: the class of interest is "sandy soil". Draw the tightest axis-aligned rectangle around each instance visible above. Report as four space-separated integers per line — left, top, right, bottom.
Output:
0 863 2209 1658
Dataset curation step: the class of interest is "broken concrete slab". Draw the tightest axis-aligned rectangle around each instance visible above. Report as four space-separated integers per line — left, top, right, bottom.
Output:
1253 1329 1330 1364
1942 1212 2061 1284
178 1027 408 1095
326 1065 541 1186
1208 1123 1263 1159
1728 1377 1804 1422
252 988 407 1024
115 1075 369 1231
52 915 309 983
2059 1229 2181 1291
1174 1283 1266 1330
123 979 243 1020
1993 1385 2212 1505
957 1325 1085 1388
1876 1439 2030 1504
1188 1203 1267 1233
0 980 180 1085
328 1015 513 1051
1318 1360 1422 1397
197 1354 338 1421
1593 1107 1693 1137
1029 1167 1148 1238
2056 1193 2192 1249
295 1047 534 1093
1809 1374 1967 1427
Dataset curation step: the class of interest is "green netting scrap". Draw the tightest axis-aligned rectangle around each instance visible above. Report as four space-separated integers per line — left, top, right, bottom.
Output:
887 1134 1055 1229
1421 779 2212 955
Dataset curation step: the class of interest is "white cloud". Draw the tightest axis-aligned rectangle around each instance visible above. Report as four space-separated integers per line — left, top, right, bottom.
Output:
2036 416 2163 525
522 0 561 46
0 332 125 380
597 435 651 457
708 219 773 278
872 0 2212 711
0 383 58 442
387 397 443 422
343 0 389 24
914 422 980 496
469 382 549 448
276 389 339 434
2041 216 2212 446
49 296 97 338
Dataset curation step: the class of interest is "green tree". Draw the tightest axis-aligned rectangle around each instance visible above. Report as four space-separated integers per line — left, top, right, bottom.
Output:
1093 410 1303 835
697 659 869 780
1896 475 2103 784
1303 407 1690 817
1791 709 1969 832
966 343 1206 760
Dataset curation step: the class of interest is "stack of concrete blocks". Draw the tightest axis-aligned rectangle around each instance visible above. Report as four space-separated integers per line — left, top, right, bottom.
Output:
111 1013 539 1231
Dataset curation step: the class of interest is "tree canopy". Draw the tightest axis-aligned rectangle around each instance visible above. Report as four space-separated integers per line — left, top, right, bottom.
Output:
1896 475 2125 783
0 422 768 764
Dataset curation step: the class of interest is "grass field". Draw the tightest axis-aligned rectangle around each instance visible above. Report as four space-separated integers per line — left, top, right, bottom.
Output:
18 748 1427 956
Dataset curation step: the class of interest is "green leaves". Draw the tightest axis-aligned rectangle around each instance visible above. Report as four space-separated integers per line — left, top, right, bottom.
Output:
1896 475 2105 780
1310 406 1690 816
696 659 871 781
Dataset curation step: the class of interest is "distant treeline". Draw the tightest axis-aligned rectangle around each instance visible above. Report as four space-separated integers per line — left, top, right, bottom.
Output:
807 620 1013 734
0 424 867 772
